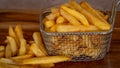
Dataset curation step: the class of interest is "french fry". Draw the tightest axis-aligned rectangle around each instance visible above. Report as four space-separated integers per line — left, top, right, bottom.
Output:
0 58 15 64
22 56 71 64
46 13 56 20
56 16 66 24
5 44 12 58
7 36 18 56
70 0 110 30
9 26 19 46
50 24 57 32
44 20 55 28
80 1 110 25
56 24 82 32
11 54 33 60
0 51 4 58
64 3 75 9
18 38 27 56
30 43 45 57
0 46 5 52
61 5 89 27
51 8 60 17
33 32 48 55
56 24 99 32
84 25 99 31
60 9 81 26
15 25 24 41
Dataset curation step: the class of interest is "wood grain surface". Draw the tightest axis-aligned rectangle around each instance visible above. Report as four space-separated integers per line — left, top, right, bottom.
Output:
0 10 120 68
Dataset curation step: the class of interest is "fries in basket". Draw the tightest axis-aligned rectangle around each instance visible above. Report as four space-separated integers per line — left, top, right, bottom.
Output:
41 0 111 61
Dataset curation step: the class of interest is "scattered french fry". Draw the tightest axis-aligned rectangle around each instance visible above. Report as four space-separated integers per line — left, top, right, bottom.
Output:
15 25 24 41
7 36 18 56
33 32 48 55
22 56 71 64
5 44 12 58
30 43 45 57
9 26 19 46
11 54 33 60
18 38 27 56
0 58 15 64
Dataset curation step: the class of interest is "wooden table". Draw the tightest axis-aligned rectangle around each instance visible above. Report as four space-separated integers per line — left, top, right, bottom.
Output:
0 10 120 68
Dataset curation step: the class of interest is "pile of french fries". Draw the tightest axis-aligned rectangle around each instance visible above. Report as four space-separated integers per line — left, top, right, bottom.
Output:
43 0 110 32
41 0 109 59
0 25 71 68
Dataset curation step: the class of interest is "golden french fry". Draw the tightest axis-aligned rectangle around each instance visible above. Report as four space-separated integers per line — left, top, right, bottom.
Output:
7 36 18 56
30 43 45 57
11 54 33 60
56 16 66 24
18 38 27 56
22 56 71 64
33 32 48 55
80 1 110 25
44 20 55 28
50 24 57 32
70 0 110 30
15 25 24 41
51 8 60 17
46 13 56 20
40 63 55 68
56 24 82 32
0 58 15 64
84 25 99 31
61 5 89 27
0 51 5 58
9 26 19 46
60 9 81 26
5 44 12 58
0 46 5 52
56 24 99 32
64 3 75 9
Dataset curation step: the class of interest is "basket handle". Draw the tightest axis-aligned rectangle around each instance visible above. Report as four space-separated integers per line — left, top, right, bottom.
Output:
110 0 120 25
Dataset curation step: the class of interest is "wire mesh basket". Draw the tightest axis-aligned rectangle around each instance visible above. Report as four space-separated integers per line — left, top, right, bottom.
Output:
40 0 120 61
